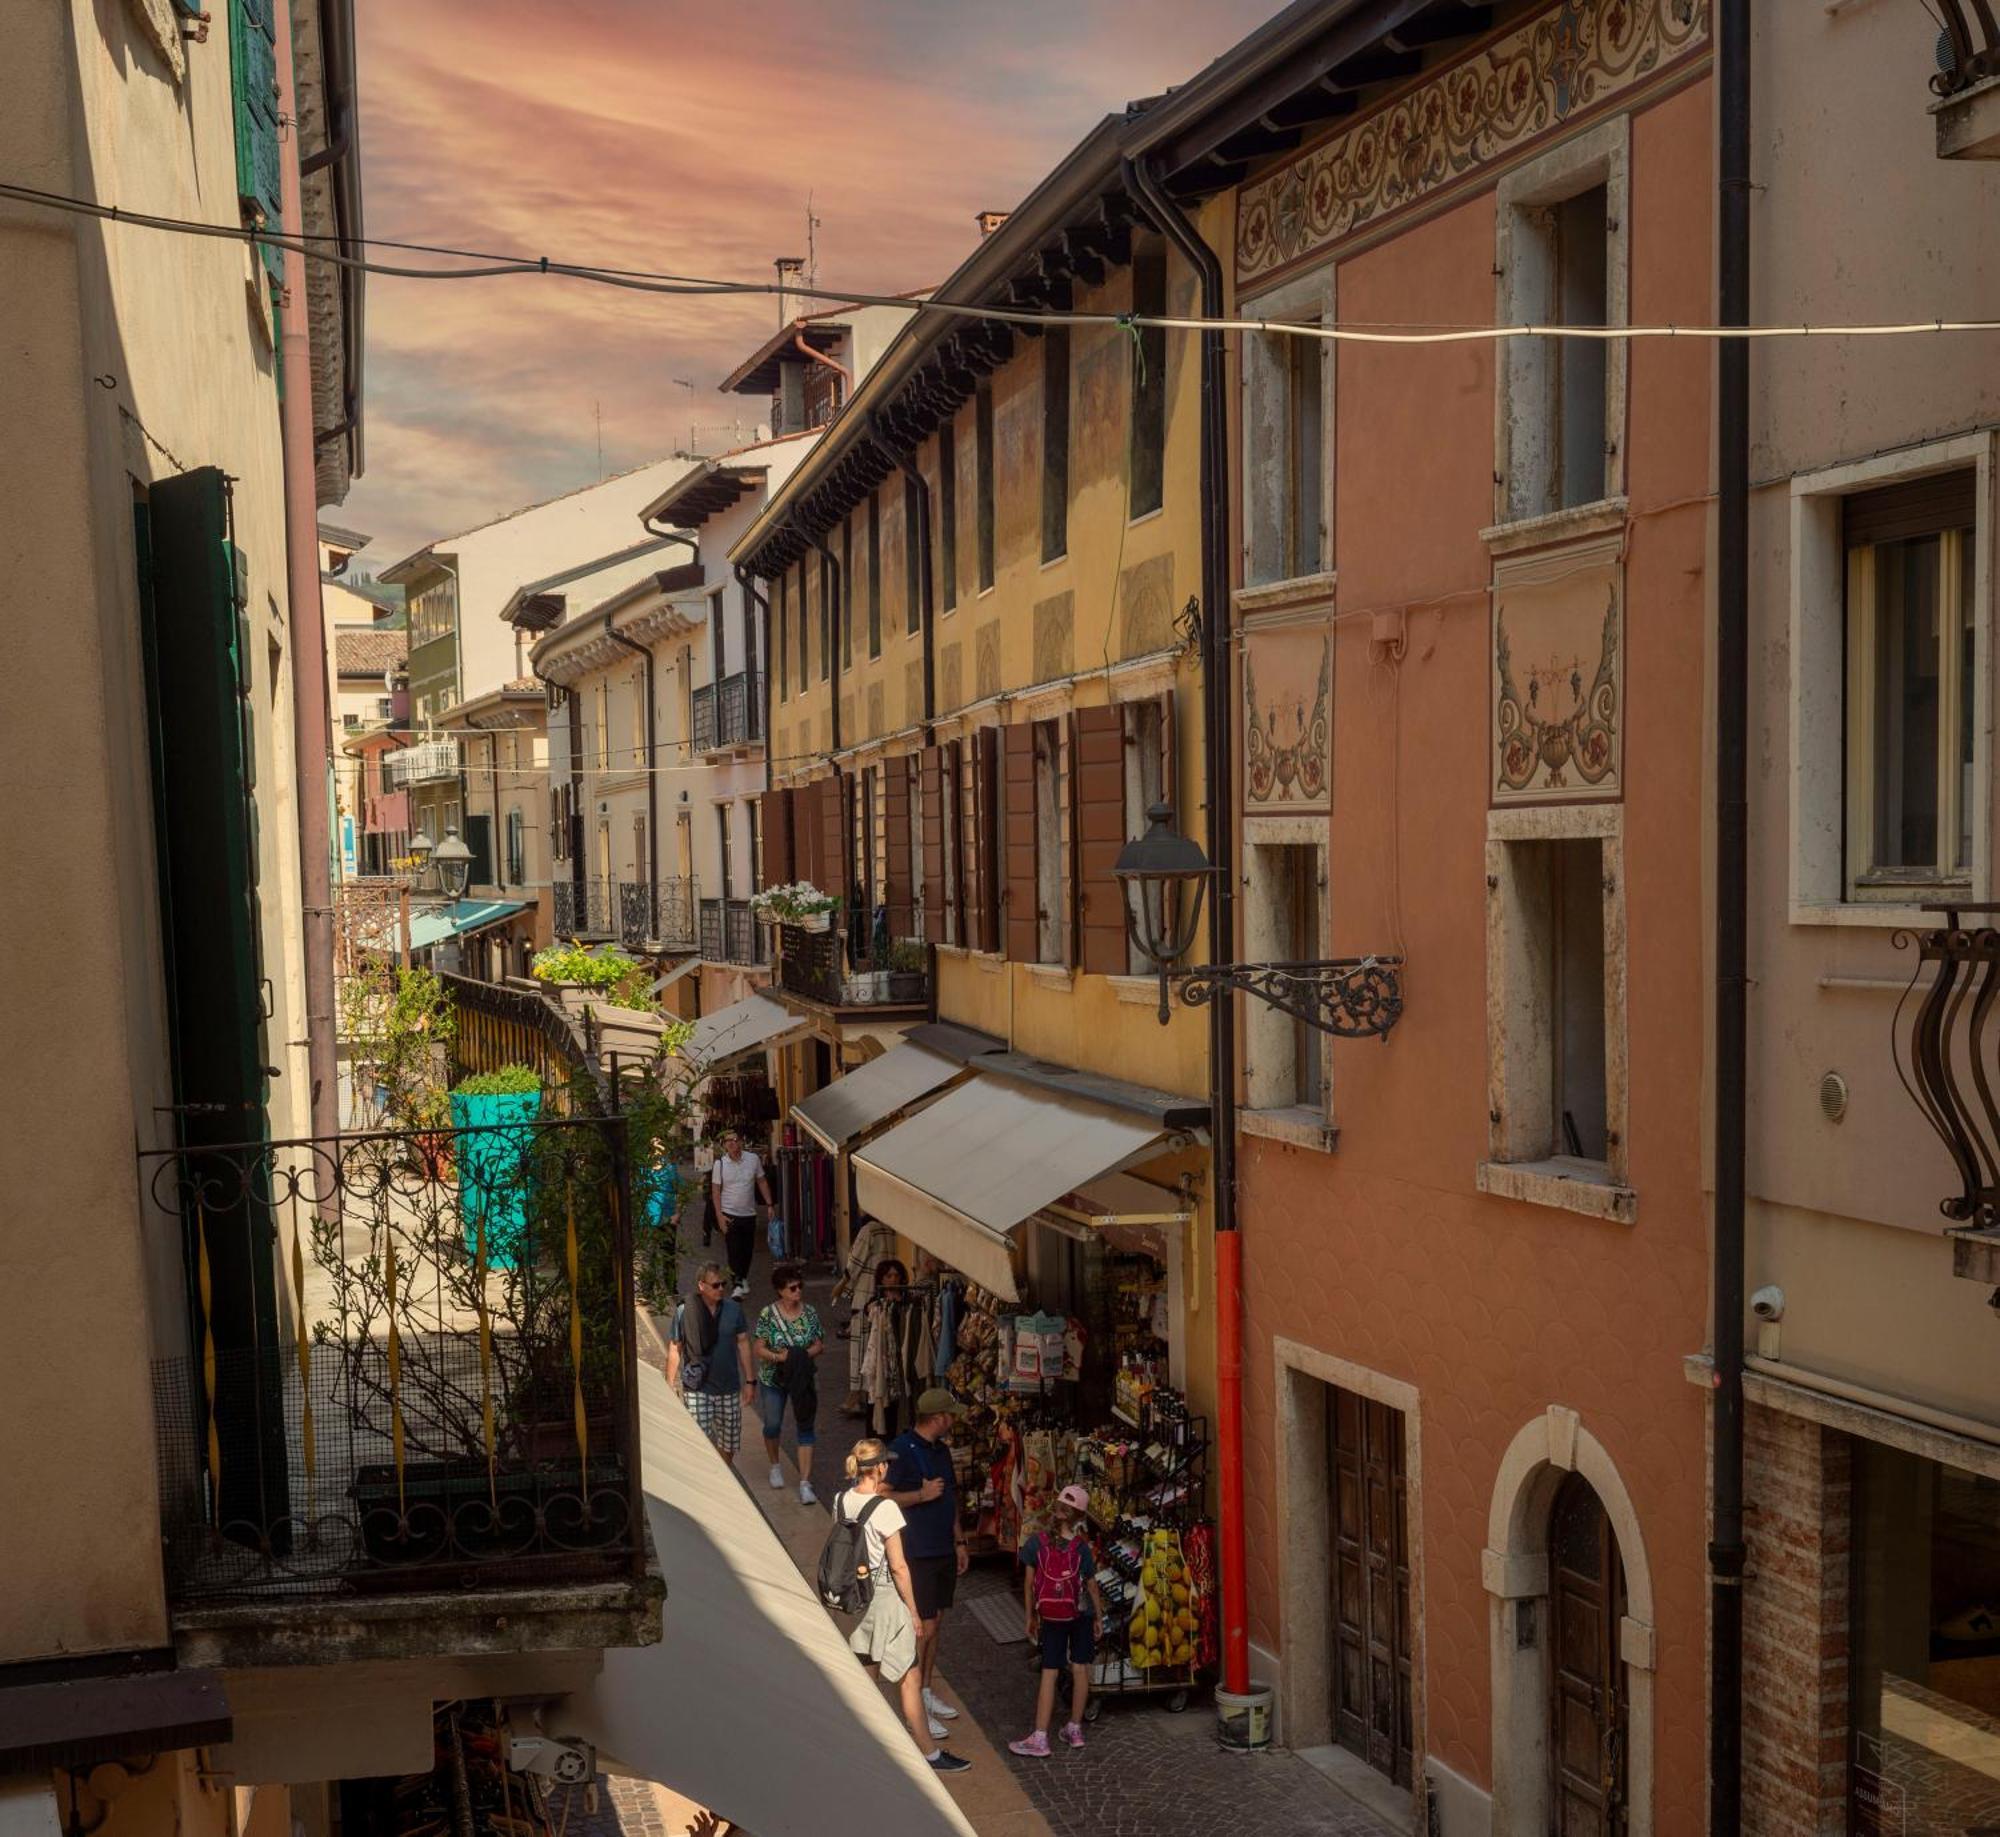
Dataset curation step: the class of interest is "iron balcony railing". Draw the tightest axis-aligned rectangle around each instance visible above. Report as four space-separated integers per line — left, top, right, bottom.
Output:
698 898 765 966
717 671 763 747
1895 907 2000 1248
618 878 697 952
1935 2 2000 98
775 903 928 1008
690 683 718 754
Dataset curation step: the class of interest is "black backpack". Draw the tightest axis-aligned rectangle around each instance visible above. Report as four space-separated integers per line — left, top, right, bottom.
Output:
818 1492 886 1613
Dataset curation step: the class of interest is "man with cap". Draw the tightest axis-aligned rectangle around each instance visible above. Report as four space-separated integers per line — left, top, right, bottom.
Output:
886 1387 969 1740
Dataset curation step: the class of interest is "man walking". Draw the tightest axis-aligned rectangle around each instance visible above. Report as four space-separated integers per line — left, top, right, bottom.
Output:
708 1130 772 1299
888 1388 970 1741
665 1263 755 1462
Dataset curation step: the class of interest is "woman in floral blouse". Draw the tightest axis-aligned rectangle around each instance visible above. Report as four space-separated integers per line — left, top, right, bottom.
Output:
755 1261 825 1504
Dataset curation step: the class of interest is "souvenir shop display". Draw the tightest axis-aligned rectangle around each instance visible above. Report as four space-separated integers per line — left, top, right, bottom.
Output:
700 1069 779 1144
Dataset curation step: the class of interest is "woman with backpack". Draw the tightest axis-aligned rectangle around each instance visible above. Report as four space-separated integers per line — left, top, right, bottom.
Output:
829 1439 972 1776
1009 1484 1107 1757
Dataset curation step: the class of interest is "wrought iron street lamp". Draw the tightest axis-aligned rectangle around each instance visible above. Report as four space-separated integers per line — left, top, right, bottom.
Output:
407 828 436 892
433 828 474 901
1113 802 1405 1038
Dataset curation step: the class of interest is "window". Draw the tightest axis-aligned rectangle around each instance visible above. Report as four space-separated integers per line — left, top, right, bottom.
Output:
941 741 963 945
775 573 789 700
1243 830 1326 1116
1481 807 1631 1220
1130 236 1167 518
1042 327 1070 563
1244 273 1332 586
747 798 762 895
1021 719 1068 966
940 419 959 613
709 589 726 679
342 711 360 730
594 682 610 771
975 380 996 593
632 813 647 887
867 491 883 658
1122 698 1171 974
818 554 831 682
1496 122 1627 525
842 516 854 666
1845 472 1978 897
717 804 733 900
905 474 923 636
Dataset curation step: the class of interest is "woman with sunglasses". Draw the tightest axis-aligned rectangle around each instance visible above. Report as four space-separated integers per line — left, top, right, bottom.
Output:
754 1260 824 1503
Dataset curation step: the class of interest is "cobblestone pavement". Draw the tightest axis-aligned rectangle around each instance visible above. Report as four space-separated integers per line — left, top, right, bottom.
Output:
653 1219 1395 1837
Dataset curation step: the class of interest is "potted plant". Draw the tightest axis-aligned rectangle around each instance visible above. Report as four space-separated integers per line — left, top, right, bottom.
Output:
410 1087 455 1180
887 939 928 1003
749 881 838 932
531 941 656 1015
449 1064 542 1271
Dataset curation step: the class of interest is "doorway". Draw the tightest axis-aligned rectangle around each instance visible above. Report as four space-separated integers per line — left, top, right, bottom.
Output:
1548 1472 1627 1837
1328 1386 1414 1786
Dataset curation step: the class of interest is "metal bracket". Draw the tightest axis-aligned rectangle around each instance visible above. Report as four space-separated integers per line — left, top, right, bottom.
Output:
1166 956 1405 1038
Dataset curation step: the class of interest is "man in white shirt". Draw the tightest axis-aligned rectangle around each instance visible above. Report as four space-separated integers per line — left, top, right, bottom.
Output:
709 1130 773 1298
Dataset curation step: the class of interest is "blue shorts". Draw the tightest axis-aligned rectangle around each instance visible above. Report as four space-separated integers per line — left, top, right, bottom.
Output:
756 1382 817 1445
1037 1617 1097 1670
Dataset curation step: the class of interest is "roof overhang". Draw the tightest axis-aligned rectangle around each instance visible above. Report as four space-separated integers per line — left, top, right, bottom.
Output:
440 683 543 727
719 315 851 396
377 545 453 589
497 537 695 627
0 1664 231 1775
528 571 708 685
636 460 769 531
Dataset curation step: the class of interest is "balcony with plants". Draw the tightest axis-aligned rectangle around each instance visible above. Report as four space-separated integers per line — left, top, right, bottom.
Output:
757 885 929 1011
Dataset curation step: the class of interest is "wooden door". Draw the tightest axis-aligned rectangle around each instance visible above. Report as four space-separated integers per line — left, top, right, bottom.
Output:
1328 1389 1414 1784
1548 1472 1627 1837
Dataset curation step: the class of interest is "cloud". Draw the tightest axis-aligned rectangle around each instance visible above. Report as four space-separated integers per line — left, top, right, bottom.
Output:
336 0 1280 563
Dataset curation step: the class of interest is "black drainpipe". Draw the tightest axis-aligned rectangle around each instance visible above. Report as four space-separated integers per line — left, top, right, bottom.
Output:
605 620 658 907
527 651 585 922
1124 156 1242 1688
1711 0 1750 1830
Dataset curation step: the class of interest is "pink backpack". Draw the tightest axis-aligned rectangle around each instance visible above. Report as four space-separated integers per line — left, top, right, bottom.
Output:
1034 1534 1084 1621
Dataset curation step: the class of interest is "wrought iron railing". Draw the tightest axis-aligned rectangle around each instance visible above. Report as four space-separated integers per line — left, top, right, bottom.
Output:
1895 907 2000 1235
775 906 928 1008
691 683 718 754
552 880 583 938
698 898 723 963
1935 2 2000 98
618 878 697 952
142 1106 665 1603
717 671 763 746
697 898 764 965
550 878 616 939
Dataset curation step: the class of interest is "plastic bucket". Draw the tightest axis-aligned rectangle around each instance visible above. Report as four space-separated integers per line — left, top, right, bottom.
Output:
1215 1681 1274 1751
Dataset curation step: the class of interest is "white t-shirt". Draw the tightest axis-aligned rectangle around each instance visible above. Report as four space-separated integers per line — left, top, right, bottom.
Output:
710 1150 764 1216
839 1488 907 1576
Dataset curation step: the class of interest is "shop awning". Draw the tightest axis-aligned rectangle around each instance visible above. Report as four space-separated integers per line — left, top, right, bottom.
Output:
680 991 810 1075
791 1043 963 1152
0 1783 61 1837
563 1365 974 1837
383 898 530 954
851 1071 1195 1299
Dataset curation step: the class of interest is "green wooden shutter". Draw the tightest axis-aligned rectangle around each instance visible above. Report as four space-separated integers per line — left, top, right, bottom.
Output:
465 813 494 889
228 0 285 283
139 469 289 1545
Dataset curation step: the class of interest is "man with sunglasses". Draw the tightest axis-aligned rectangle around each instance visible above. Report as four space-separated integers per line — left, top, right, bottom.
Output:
666 1262 755 1460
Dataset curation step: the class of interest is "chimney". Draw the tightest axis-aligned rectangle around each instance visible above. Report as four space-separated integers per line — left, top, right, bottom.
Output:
975 210 1010 240
775 255 806 326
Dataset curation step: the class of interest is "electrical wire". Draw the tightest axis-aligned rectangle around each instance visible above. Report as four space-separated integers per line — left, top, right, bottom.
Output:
8 175 2000 347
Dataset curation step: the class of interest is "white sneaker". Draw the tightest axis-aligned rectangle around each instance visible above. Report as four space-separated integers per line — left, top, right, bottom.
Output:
924 1689 960 1722
768 1463 785 1490
799 1480 818 1505
732 1281 749 1298
927 1715 949 1740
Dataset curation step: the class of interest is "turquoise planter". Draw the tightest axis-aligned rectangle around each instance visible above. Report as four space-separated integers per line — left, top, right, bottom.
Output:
450 1088 542 1271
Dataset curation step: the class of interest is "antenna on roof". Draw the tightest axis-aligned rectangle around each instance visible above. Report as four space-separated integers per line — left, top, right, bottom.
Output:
806 192 821 292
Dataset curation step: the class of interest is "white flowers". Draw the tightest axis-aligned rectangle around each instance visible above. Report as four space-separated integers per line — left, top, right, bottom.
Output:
748 881 839 921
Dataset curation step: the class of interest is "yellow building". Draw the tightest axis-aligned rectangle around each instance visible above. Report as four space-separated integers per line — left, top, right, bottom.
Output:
733 137 1229 1453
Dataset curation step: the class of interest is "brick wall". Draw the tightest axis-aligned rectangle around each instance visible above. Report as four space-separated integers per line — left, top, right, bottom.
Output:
1742 1403 1850 1837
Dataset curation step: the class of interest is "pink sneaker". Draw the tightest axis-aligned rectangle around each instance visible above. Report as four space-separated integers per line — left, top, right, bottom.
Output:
1008 1731 1052 1758
1060 1721 1086 1749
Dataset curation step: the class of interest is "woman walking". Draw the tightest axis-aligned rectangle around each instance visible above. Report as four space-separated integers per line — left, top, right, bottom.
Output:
838 1439 972 1776
755 1261 824 1504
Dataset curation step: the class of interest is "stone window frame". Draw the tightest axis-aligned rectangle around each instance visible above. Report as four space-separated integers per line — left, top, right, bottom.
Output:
1241 815 1334 1145
1787 430 1996 928
1478 802 1634 1223
1240 264 1336 595
1491 115 1631 533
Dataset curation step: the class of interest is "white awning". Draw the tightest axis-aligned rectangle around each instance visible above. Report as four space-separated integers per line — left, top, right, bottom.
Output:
563 1364 974 1837
792 1044 963 1152
851 1072 1183 1300
0 1783 61 1837
680 992 809 1076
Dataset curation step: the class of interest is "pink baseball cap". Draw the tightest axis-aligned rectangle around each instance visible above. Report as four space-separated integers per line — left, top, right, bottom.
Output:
1056 1483 1091 1513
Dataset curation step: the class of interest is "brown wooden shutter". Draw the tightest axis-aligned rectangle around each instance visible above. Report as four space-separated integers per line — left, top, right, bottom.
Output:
1072 705 1127 976
920 746 946 944
1002 723 1038 961
973 727 1000 952
884 756 913 933
818 773 848 903
761 787 794 888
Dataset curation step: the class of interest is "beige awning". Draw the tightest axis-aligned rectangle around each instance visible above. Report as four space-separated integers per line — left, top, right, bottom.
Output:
563 1364 974 1837
792 1043 964 1152
0 1783 62 1837
680 991 809 1076
851 1072 1186 1299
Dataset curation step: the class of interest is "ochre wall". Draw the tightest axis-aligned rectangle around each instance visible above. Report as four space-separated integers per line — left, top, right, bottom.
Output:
1235 78 1713 1821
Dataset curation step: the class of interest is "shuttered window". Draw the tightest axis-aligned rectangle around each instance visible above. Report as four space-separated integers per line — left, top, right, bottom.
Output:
1130 238 1167 519
1043 328 1071 564
775 573 788 701
818 773 848 904
884 756 913 936
976 381 997 593
972 727 1001 952
868 493 883 659
227 0 285 284
1072 705 1127 975
761 787 795 889
905 473 924 636
1002 723 1038 960
940 420 960 613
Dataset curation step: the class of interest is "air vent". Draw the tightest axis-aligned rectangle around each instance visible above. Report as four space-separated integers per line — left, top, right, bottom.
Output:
1819 1070 1849 1123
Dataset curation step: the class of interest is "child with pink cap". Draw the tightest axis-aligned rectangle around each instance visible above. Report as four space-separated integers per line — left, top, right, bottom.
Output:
1009 1483 1107 1756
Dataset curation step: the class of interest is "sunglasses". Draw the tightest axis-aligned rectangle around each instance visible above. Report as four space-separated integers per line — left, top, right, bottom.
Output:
779 1281 802 1293
699 1279 725 1292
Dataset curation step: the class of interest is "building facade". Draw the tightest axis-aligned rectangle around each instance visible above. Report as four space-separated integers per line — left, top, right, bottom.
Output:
434 677 552 973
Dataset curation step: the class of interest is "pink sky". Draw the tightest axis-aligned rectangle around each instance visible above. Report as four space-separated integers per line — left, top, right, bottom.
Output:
340 1 1281 568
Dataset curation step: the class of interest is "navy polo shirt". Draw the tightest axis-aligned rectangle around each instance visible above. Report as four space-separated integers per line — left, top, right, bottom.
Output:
888 1428 956 1560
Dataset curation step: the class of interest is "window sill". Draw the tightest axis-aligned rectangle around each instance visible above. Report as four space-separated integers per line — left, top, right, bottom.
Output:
971 951 1006 976
1480 496 1629 557
1127 506 1166 531
1024 963 1075 992
1242 1107 1339 1155
1477 1158 1636 1223
1789 897 1973 931
1233 571 1338 619
1107 973 1165 1008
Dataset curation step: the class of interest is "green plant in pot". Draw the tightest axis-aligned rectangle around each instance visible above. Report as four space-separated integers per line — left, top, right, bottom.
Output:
531 942 656 1012
887 938 928 1002
450 1064 543 1271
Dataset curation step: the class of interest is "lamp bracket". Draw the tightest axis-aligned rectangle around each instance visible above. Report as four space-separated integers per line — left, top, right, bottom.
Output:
1166 956 1405 1039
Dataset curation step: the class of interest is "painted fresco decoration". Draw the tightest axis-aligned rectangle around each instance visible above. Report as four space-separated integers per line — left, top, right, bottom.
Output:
1236 0 1708 285
1491 539 1623 803
1244 627 1331 810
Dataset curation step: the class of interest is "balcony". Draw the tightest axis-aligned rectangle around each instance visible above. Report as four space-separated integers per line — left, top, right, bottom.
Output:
717 670 763 749
690 683 718 755
776 906 929 1010
386 738 460 788
553 877 616 939
699 897 766 967
617 878 697 953
1934 5 2000 158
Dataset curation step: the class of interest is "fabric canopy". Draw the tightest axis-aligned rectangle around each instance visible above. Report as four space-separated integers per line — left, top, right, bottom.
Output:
563 1365 974 1837
791 1043 962 1152
385 898 529 954
681 991 809 1074
851 1072 1181 1299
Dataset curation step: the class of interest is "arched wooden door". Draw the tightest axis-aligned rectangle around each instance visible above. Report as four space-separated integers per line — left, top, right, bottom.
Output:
1549 1472 1627 1837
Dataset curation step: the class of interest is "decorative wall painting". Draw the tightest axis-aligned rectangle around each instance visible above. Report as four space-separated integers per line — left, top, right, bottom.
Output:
1244 624 1332 812
1491 534 1623 804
